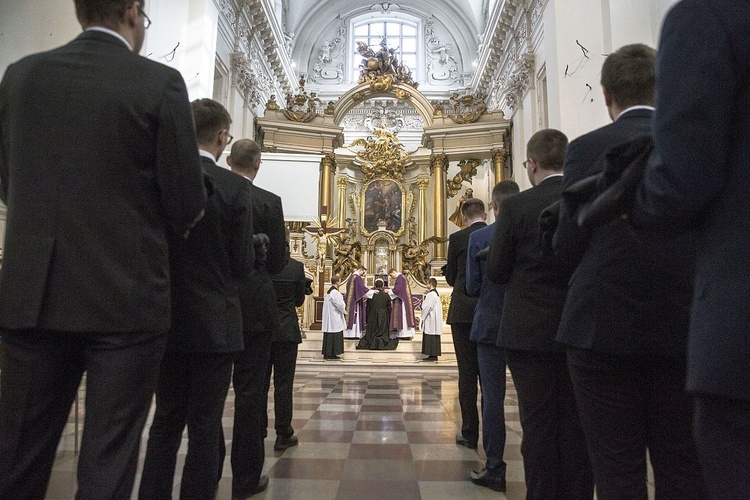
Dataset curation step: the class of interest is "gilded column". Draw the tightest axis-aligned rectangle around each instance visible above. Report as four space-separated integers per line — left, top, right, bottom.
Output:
335 176 348 226
319 153 335 217
416 176 430 244
491 148 508 183
430 154 448 260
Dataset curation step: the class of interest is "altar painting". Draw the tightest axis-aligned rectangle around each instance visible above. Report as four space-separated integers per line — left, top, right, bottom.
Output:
362 178 405 235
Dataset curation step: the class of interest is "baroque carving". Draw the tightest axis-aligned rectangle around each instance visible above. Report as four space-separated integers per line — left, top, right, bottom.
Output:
446 160 480 198
357 39 418 89
311 28 346 85
425 21 459 86
348 128 412 182
281 76 322 122
501 54 535 112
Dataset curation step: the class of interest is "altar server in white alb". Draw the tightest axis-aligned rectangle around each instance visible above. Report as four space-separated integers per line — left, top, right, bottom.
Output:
420 278 443 361
322 274 346 360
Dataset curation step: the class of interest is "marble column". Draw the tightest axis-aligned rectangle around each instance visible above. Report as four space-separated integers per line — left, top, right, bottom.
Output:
430 154 448 260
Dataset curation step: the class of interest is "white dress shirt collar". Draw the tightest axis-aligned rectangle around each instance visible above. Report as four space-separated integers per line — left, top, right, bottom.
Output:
198 149 218 165
617 105 655 120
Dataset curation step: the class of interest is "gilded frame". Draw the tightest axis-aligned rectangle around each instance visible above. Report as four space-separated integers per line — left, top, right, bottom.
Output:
360 178 406 237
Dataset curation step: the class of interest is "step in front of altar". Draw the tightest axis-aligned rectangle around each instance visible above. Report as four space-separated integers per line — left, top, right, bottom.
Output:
298 330 457 366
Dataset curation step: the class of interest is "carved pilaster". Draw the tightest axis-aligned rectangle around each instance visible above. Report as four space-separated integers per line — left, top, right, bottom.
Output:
430 154 448 260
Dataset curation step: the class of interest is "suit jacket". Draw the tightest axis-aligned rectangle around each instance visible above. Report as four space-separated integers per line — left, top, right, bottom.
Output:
445 221 487 325
168 157 254 352
270 258 306 343
0 30 206 332
487 176 569 352
238 183 287 334
631 0 750 399
466 222 504 345
554 108 696 357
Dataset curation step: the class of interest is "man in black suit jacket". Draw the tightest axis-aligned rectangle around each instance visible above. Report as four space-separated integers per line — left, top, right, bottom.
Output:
263 237 307 451
138 99 253 499
487 129 593 499
226 138 288 498
629 1 750 496
553 45 705 498
0 2 207 498
445 197 487 450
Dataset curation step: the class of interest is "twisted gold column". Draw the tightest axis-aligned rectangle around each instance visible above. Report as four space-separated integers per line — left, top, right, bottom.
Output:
319 153 335 218
416 176 429 244
430 154 448 260
491 148 508 183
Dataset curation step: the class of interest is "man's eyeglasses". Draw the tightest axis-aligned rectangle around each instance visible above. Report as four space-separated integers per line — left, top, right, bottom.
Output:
522 160 528 169
138 7 152 29
227 134 234 145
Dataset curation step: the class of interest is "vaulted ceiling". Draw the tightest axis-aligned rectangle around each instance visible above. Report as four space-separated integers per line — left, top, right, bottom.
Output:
281 0 490 89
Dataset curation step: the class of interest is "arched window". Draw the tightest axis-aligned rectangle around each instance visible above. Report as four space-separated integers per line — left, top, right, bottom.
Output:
351 18 419 81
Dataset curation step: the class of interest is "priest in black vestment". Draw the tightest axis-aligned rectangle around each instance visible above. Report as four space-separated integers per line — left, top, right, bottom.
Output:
356 280 398 350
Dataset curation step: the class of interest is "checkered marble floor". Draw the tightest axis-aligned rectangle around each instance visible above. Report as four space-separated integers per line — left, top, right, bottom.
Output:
47 365 527 499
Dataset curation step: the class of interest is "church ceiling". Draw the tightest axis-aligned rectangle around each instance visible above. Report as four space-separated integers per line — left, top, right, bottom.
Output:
282 0 489 90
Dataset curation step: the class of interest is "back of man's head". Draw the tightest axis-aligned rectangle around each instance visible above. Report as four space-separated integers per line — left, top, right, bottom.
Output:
526 129 568 172
601 44 657 109
74 0 134 28
228 139 262 178
461 197 486 222
192 98 231 147
492 180 520 207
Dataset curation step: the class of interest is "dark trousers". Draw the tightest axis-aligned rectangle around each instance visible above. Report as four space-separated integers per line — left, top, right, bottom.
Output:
138 350 233 500
263 341 299 439
451 323 480 445
476 342 507 476
567 348 706 500
505 349 593 500
694 394 750 499
0 328 166 500
229 329 272 496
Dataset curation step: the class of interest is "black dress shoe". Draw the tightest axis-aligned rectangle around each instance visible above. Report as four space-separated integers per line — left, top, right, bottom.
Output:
423 356 438 361
455 434 478 449
274 434 299 451
470 469 506 492
232 475 269 499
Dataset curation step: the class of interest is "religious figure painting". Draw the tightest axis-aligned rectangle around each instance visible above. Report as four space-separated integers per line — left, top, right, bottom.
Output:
362 178 404 235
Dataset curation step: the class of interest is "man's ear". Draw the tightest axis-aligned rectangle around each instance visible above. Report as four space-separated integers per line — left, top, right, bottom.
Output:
603 87 613 108
226 156 233 167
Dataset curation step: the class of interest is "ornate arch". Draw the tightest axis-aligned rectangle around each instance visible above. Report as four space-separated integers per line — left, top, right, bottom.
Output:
333 82 435 128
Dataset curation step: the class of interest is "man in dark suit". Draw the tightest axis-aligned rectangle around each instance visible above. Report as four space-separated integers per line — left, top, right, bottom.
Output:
0 2 207 498
629 1 750 497
226 138 287 499
553 45 705 499
445 197 487 450
487 129 593 499
138 99 253 499
465 180 519 492
263 231 307 451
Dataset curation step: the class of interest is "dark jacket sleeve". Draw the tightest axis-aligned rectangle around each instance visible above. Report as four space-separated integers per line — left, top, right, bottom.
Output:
465 233 483 297
444 233 458 286
294 263 306 307
264 195 288 275
487 198 516 285
229 179 254 279
156 70 207 237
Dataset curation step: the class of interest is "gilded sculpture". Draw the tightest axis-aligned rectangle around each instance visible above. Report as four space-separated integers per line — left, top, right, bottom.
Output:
348 127 412 182
356 39 418 89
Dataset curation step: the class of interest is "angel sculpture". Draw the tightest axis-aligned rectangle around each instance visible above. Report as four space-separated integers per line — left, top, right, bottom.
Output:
397 236 446 285
331 236 362 279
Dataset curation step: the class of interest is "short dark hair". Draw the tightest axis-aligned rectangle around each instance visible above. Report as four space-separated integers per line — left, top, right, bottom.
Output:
229 139 261 170
461 197 485 220
375 279 384 289
492 180 520 206
428 277 438 288
527 129 568 171
74 0 137 27
191 98 231 145
331 274 340 285
601 44 656 108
